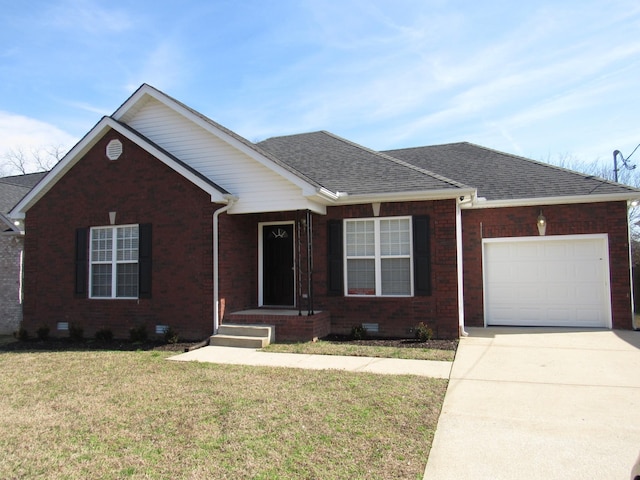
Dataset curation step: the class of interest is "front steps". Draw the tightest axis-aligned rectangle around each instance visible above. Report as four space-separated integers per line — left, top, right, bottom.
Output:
210 324 275 348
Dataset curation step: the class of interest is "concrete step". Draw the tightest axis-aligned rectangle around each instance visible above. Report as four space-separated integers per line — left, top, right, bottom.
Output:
209 334 269 348
218 324 275 343
210 324 275 348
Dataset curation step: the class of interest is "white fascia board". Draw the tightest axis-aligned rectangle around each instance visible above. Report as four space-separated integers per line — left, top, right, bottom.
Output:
114 86 318 195
325 188 476 206
462 193 640 210
10 117 229 219
229 199 326 215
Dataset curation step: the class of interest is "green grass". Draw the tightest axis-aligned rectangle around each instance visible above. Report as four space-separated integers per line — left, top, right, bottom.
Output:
0 349 447 479
262 340 456 361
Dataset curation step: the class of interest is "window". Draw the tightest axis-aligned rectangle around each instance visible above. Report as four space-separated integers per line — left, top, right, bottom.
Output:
90 225 139 298
345 217 412 296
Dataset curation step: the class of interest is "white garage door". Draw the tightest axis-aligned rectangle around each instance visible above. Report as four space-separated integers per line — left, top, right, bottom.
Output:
483 235 612 328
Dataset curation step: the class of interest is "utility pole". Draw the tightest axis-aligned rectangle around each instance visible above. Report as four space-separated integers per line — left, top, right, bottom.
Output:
613 145 640 183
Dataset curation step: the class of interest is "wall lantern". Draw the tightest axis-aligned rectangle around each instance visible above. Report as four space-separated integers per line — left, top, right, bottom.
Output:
537 210 547 236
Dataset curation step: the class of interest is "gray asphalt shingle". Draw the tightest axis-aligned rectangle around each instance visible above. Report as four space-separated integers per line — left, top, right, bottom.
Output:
385 142 637 201
258 131 467 195
0 172 46 213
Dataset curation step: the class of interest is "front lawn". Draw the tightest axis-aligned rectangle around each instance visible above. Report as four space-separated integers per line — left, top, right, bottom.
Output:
0 348 447 479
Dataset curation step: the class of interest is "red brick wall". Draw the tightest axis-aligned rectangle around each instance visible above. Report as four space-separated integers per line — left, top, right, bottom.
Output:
462 202 633 329
216 202 461 339
22 130 219 340
311 200 460 339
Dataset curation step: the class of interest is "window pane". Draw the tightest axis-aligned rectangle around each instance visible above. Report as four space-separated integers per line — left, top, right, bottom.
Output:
91 264 112 297
380 219 410 256
91 228 112 262
347 258 375 295
346 220 374 256
117 226 139 261
116 263 139 298
381 258 411 295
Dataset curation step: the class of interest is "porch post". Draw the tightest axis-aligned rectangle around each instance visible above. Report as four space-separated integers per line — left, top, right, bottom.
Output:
307 210 314 315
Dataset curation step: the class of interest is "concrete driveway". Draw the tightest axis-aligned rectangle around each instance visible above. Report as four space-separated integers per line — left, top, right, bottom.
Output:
424 327 640 480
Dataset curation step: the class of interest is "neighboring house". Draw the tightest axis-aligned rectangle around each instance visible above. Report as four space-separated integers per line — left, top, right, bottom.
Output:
0 172 46 334
9 85 640 341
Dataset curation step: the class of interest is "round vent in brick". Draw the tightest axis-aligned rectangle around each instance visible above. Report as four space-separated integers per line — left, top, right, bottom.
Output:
106 139 123 160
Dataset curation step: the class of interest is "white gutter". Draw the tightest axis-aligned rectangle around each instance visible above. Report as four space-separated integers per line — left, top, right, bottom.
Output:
213 195 238 334
329 188 476 205
455 198 468 337
461 193 640 209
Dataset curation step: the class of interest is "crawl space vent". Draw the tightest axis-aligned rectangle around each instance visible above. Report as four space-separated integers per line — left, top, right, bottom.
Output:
106 139 123 160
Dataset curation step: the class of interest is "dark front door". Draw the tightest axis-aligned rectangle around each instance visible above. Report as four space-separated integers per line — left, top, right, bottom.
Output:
263 224 294 306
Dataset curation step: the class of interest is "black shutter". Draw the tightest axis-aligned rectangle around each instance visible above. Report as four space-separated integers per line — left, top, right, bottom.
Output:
75 228 88 296
413 215 431 296
327 220 343 296
138 223 152 298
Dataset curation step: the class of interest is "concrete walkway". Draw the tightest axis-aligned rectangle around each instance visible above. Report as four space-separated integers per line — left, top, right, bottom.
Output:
169 345 452 378
424 327 640 480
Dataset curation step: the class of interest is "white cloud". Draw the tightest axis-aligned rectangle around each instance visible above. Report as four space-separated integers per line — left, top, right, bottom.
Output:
0 112 77 171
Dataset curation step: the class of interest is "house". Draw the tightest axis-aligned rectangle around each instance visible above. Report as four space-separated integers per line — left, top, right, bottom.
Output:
0 172 46 334
9 84 640 341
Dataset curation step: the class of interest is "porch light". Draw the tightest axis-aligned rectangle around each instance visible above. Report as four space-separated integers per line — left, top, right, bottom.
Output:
537 211 547 236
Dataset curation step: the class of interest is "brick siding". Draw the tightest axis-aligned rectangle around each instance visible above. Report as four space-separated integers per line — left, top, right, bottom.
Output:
0 235 23 334
21 130 634 342
22 131 218 341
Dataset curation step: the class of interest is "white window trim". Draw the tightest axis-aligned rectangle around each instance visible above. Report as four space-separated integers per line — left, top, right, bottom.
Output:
89 224 139 299
344 216 414 297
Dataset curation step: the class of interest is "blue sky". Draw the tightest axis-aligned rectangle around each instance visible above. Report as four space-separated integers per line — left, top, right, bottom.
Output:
1 0 639 175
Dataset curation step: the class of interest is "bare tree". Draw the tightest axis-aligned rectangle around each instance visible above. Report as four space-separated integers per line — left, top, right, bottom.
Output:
1 145 66 176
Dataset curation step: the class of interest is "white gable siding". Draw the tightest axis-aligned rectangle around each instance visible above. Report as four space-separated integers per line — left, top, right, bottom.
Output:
125 98 313 214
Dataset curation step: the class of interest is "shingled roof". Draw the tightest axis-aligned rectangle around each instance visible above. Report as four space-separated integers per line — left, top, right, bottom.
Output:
385 142 639 202
0 172 46 213
257 131 469 196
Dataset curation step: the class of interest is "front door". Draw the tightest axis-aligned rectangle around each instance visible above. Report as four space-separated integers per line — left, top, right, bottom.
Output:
262 223 294 306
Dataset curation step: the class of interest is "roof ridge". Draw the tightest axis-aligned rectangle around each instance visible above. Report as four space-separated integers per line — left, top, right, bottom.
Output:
319 131 471 190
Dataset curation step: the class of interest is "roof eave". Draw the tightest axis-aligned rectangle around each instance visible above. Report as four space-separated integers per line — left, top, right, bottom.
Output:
462 193 640 209
316 188 476 205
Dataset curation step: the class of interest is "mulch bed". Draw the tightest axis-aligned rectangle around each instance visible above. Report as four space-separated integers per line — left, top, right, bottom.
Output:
0 338 196 353
321 334 459 351
1 335 458 353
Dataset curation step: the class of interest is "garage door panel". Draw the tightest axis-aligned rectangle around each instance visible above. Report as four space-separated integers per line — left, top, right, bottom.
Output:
484 236 611 328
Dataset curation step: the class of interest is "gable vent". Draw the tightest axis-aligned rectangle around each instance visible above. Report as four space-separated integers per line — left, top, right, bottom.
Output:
106 139 123 160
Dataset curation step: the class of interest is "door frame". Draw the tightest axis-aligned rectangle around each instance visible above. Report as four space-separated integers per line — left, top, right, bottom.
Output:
258 221 296 307
481 234 612 328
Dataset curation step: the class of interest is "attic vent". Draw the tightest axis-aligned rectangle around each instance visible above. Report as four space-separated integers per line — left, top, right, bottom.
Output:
106 139 123 160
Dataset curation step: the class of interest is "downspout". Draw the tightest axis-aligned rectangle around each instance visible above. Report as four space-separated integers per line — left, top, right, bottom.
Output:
213 195 238 335
628 200 638 330
456 198 468 337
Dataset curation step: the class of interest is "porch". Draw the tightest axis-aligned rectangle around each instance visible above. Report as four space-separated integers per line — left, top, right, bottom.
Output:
225 309 331 342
